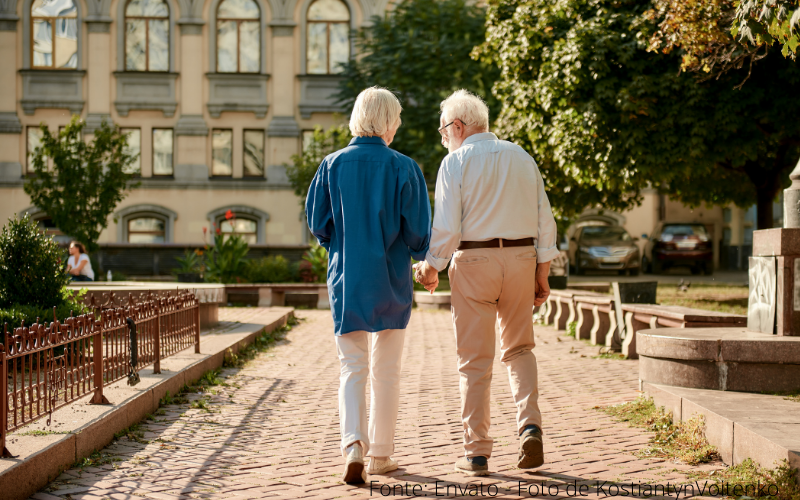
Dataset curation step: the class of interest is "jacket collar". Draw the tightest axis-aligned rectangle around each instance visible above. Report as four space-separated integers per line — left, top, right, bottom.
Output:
461 132 498 148
350 136 387 146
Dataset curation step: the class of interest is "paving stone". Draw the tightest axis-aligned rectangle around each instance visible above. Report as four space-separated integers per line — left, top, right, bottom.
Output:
32 307 725 499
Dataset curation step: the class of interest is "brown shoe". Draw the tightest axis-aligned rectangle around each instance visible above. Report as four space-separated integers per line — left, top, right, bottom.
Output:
454 456 490 476
518 425 545 469
343 443 367 484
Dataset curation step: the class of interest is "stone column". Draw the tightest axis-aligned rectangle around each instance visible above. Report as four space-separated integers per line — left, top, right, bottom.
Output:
784 158 800 229
751 229 800 336
0 10 22 180
175 2 208 180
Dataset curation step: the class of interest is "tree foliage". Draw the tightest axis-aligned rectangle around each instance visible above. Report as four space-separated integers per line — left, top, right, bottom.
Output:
0 213 69 309
23 116 137 252
646 0 798 79
336 0 499 180
476 0 800 228
285 125 351 204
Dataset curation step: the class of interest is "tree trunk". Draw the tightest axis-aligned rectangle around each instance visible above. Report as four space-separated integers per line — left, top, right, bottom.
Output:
756 189 775 230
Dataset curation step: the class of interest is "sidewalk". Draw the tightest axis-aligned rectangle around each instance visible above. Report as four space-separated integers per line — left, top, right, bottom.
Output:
33 309 724 500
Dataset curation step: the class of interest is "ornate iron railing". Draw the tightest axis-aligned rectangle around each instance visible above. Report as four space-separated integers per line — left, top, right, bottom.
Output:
0 290 200 457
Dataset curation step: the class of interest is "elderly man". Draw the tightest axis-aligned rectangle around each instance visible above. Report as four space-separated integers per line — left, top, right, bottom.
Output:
415 90 558 476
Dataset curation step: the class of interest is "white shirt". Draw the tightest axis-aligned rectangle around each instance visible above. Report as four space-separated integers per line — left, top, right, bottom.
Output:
425 132 559 271
69 253 94 280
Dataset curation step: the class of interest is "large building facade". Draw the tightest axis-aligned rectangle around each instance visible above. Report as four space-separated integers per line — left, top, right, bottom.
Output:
0 0 389 254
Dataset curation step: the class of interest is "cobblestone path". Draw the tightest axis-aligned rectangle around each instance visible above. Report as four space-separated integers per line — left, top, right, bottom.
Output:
34 308 720 499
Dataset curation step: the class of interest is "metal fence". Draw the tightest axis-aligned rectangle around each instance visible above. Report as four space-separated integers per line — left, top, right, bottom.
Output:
0 290 200 457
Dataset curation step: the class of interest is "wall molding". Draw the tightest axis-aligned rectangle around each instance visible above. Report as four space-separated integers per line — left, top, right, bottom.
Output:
20 69 86 115
297 74 345 119
206 73 270 118
0 112 22 133
114 72 179 117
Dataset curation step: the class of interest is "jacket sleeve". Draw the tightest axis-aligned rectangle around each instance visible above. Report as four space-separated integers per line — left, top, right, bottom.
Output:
305 161 334 252
400 160 432 261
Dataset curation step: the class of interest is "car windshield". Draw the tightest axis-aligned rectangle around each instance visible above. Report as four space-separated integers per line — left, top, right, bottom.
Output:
661 225 708 237
581 226 631 241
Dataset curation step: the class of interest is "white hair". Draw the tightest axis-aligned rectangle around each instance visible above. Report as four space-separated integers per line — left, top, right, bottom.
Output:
349 86 403 137
440 89 490 131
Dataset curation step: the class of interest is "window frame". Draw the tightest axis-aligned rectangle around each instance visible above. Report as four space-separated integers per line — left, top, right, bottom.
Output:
120 127 142 176
211 128 234 177
26 125 45 175
151 127 174 177
305 0 350 75
242 128 265 178
124 0 170 73
215 0 261 74
216 215 258 244
30 0 79 70
127 216 167 243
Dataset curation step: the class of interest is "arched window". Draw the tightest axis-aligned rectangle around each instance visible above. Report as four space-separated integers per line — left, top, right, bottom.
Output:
125 0 170 72
31 0 78 69
128 216 166 243
219 217 258 244
306 0 349 75
216 0 260 73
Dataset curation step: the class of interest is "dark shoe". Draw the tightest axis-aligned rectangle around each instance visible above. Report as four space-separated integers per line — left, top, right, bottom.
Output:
518 425 544 469
454 456 490 476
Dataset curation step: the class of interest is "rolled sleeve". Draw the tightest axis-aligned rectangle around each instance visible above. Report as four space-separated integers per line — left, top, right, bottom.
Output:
533 160 559 263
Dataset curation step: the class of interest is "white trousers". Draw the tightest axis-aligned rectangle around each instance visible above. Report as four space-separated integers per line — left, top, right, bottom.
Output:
335 329 405 458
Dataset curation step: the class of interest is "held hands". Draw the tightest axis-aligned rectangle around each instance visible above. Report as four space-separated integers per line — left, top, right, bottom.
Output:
413 261 439 294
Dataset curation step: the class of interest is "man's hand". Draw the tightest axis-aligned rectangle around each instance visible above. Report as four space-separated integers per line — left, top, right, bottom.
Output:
413 261 439 293
534 261 551 307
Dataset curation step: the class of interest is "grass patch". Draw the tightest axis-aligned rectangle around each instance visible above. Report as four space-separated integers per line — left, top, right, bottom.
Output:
565 321 577 338
592 352 627 360
689 458 800 500
223 315 297 369
657 284 748 315
17 429 71 436
114 423 149 444
598 396 718 465
73 450 123 469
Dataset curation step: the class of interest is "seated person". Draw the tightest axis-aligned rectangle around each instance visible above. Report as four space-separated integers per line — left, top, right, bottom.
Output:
67 241 94 282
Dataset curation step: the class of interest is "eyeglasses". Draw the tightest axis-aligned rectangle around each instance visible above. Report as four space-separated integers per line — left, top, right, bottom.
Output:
438 120 456 136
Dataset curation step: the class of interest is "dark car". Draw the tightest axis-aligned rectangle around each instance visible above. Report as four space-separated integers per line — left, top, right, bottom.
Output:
642 223 713 275
568 225 640 275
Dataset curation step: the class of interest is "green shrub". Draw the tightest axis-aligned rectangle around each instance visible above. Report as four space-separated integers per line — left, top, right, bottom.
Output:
204 232 249 284
0 214 69 309
244 256 293 283
0 288 90 329
302 245 328 283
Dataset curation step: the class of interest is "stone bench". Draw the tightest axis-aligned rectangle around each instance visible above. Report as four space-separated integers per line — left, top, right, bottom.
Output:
620 304 746 359
224 283 330 309
574 295 617 346
414 291 451 310
543 289 607 331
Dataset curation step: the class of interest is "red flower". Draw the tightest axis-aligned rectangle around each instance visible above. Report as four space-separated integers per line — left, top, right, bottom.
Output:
225 209 234 220
216 228 221 235
202 227 207 235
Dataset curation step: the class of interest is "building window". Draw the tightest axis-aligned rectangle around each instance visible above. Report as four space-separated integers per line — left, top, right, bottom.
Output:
121 128 141 175
31 0 78 69
125 0 169 72
212 129 233 176
128 216 166 243
243 129 264 177
152 128 173 175
27 126 45 174
306 0 349 75
220 217 257 244
217 0 260 73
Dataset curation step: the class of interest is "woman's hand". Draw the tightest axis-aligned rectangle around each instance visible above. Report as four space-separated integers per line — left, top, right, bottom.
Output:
413 262 439 293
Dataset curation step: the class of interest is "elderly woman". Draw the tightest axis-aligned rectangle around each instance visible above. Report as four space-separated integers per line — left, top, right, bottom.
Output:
306 87 432 484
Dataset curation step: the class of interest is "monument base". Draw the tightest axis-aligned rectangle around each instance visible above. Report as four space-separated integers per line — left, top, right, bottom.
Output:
638 327 800 392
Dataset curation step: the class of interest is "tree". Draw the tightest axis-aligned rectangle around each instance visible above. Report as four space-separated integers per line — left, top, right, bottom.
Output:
285 125 351 204
475 0 800 228
24 116 137 252
645 0 798 81
336 0 499 181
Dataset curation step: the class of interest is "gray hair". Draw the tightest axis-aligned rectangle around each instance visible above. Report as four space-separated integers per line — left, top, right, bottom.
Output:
349 86 403 137
440 89 490 131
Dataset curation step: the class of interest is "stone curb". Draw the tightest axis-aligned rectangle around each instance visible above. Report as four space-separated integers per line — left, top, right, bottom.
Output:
0 308 294 500
643 381 800 481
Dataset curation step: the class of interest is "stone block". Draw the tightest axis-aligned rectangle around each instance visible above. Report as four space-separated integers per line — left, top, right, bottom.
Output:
0 434 77 500
752 228 800 257
681 398 734 464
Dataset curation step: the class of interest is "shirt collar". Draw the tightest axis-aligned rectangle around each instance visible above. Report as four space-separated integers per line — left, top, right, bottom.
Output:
461 132 498 148
350 136 387 146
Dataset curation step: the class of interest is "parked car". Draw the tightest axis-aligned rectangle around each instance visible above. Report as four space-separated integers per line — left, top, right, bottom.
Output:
642 223 713 275
568 225 640 275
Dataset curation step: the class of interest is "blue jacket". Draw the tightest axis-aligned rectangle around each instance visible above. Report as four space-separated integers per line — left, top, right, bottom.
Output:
306 136 432 335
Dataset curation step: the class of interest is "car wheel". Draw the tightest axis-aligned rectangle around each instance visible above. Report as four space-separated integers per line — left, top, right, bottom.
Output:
690 265 701 275
642 257 651 274
629 268 640 277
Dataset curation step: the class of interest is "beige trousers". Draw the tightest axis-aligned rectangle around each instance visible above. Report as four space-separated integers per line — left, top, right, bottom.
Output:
449 245 543 458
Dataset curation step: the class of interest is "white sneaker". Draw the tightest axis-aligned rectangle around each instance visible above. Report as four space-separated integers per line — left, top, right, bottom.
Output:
343 443 367 484
368 457 398 474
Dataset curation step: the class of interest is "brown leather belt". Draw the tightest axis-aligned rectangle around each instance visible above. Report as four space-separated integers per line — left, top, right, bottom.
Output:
457 237 535 251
